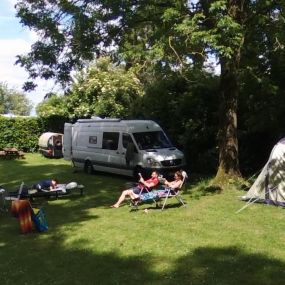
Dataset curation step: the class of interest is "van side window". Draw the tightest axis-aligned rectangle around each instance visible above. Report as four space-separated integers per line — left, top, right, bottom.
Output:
89 136 97 144
102 132 119 150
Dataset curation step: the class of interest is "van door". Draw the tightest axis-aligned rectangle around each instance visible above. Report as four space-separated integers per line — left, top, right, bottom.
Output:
63 123 73 160
99 132 131 175
122 133 138 168
101 132 122 171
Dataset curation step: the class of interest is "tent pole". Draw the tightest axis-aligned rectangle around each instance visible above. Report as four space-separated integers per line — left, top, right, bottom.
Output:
235 187 277 214
235 196 261 213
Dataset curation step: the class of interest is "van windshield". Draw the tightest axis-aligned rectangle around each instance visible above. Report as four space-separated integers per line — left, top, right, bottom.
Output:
133 131 173 150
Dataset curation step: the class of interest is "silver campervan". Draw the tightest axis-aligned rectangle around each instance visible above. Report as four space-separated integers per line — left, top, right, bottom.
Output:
63 118 185 177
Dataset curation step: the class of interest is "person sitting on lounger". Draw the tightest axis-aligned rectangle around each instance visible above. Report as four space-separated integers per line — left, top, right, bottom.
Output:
163 171 183 190
32 179 58 191
111 171 159 208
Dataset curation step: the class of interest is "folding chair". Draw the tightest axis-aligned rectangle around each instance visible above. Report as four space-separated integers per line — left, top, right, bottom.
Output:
129 185 159 211
158 170 188 210
4 182 27 201
3 182 32 216
0 185 7 212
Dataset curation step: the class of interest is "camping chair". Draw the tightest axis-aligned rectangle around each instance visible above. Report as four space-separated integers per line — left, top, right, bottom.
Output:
0 185 7 212
157 170 188 210
130 186 159 210
4 182 27 201
130 171 188 211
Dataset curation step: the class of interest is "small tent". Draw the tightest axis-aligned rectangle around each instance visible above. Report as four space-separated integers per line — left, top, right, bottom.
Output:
243 138 285 207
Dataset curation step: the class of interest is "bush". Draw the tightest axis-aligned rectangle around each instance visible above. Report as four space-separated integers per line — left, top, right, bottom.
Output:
0 117 43 152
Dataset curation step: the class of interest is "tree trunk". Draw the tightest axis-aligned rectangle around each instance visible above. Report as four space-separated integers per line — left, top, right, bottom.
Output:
214 56 241 186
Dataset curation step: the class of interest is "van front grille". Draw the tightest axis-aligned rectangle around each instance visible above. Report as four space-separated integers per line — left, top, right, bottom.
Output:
161 159 182 167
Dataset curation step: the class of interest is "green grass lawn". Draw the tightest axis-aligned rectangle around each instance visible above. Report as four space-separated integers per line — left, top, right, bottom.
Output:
0 154 285 285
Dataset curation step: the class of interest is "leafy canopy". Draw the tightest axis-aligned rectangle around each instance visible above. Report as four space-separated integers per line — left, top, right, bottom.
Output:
0 82 32 115
37 57 144 119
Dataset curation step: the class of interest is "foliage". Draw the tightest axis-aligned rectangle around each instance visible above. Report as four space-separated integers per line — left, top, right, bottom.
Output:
36 94 68 117
0 115 67 152
1 154 285 284
66 57 144 119
39 115 68 134
0 117 43 151
237 0 285 174
36 94 69 133
0 82 32 115
35 57 144 120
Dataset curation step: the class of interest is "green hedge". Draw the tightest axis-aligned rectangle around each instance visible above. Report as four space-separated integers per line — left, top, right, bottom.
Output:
0 116 68 152
0 117 44 152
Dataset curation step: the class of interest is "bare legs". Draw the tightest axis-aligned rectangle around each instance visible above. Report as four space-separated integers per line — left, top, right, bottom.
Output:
111 189 139 208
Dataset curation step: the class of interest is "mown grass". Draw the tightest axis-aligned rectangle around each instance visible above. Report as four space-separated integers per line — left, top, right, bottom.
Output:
0 154 285 285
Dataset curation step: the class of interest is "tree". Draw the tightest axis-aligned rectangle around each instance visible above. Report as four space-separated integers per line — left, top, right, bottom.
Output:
66 57 144 119
36 57 144 119
67 57 143 118
15 0 285 185
36 94 68 117
0 82 32 115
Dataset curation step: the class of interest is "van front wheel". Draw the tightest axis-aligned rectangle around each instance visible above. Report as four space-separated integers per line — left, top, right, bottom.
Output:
84 161 94 175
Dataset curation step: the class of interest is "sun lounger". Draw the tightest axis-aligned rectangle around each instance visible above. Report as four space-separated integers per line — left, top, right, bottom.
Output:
4 182 84 201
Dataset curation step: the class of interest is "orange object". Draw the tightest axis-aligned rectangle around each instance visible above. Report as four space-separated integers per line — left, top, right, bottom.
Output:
11 200 33 234
11 200 21 217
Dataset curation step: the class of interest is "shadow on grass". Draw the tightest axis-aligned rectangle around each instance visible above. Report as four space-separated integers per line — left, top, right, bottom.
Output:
169 246 285 285
130 200 187 212
0 235 284 285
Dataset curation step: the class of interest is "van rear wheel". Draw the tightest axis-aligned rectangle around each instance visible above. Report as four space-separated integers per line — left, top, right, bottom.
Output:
84 161 94 174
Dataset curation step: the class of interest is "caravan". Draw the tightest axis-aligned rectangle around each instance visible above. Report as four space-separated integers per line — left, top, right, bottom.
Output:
63 118 185 177
38 132 63 158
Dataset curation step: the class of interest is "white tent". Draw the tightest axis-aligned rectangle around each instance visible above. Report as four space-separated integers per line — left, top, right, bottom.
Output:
243 138 285 207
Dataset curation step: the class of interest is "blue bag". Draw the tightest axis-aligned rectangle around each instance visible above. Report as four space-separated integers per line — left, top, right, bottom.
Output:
32 208 48 232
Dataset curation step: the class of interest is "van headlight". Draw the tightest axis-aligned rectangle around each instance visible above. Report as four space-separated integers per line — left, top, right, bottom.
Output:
146 157 161 167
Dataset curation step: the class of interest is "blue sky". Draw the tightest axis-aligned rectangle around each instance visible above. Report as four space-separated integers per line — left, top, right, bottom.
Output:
0 0 29 39
0 0 57 115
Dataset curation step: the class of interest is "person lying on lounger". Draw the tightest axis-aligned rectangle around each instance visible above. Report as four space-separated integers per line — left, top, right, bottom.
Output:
111 171 159 208
32 178 58 191
5 178 59 198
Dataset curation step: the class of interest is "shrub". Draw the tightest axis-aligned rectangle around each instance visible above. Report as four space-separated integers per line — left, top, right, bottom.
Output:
0 116 43 152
